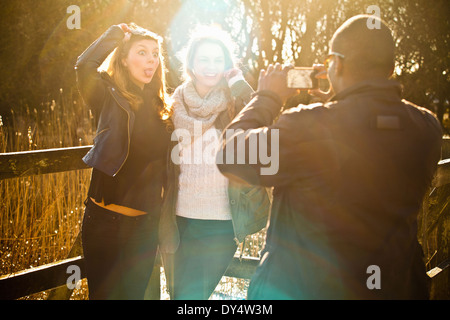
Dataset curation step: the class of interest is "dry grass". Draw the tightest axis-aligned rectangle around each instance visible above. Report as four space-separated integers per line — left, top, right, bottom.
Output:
0 89 93 299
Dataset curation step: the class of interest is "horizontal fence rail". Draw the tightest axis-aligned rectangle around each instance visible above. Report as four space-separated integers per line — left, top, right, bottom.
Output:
0 256 85 300
0 138 449 299
0 146 90 180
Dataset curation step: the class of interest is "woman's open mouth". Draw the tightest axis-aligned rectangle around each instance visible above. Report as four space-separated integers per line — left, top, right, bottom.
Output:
144 69 154 77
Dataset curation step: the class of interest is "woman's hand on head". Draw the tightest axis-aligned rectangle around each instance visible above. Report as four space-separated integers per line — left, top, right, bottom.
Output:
224 68 241 82
118 23 131 33
224 68 245 88
118 23 131 42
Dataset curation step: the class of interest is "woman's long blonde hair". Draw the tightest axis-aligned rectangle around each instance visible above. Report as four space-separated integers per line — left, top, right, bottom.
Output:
107 23 172 120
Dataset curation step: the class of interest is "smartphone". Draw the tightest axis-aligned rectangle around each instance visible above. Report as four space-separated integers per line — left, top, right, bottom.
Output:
287 67 318 89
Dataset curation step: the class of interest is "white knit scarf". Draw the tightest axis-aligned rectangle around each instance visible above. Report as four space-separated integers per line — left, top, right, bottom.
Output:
172 80 228 140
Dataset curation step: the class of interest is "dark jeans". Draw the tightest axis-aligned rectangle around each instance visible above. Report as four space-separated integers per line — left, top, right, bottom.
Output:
82 198 159 300
173 216 237 300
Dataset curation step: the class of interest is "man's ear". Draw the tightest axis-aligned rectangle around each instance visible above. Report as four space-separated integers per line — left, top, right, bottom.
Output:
335 57 344 76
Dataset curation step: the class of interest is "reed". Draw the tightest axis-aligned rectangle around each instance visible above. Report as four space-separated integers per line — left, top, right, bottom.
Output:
0 89 93 299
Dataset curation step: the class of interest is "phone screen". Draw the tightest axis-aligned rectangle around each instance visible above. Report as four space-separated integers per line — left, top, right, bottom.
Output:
287 68 318 89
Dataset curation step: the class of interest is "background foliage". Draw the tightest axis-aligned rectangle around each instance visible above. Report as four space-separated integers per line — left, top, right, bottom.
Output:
0 0 448 126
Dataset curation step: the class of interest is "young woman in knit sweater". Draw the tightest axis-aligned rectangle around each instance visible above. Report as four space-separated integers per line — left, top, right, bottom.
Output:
161 28 257 299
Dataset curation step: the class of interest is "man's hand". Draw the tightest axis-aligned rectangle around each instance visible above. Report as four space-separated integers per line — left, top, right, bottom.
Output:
257 63 296 104
308 64 334 102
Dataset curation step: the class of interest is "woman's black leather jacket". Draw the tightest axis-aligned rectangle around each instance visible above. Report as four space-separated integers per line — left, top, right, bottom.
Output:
75 25 133 177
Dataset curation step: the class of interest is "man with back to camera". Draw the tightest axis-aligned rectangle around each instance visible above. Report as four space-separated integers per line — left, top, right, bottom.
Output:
216 15 442 299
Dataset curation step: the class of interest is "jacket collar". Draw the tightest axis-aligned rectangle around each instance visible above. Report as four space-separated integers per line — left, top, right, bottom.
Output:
100 71 133 113
331 78 403 102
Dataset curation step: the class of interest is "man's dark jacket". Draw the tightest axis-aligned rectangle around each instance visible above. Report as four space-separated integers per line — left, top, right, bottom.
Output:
217 79 442 299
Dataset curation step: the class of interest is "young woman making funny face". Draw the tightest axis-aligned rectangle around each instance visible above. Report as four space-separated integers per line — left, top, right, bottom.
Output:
191 42 226 97
123 39 160 89
76 23 171 300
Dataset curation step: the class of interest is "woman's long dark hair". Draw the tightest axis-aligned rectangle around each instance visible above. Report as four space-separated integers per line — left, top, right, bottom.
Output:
107 23 172 120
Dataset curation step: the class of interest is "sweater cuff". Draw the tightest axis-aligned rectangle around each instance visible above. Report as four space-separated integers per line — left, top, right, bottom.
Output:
228 73 246 88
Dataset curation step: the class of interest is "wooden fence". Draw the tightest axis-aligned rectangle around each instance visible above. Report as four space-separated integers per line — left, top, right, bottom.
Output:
0 139 449 299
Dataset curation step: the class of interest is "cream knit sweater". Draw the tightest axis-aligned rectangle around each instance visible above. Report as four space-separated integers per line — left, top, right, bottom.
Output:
176 126 232 220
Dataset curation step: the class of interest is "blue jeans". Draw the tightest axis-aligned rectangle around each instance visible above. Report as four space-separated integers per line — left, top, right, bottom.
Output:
173 216 237 300
82 198 159 300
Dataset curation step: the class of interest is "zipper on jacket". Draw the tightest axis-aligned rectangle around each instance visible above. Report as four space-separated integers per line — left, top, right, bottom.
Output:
95 127 110 137
110 87 131 177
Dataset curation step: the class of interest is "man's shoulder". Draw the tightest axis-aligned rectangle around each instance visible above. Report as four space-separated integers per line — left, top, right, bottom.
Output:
401 99 441 128
275 102 334 130
282 102 330 115
402 99 436 116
